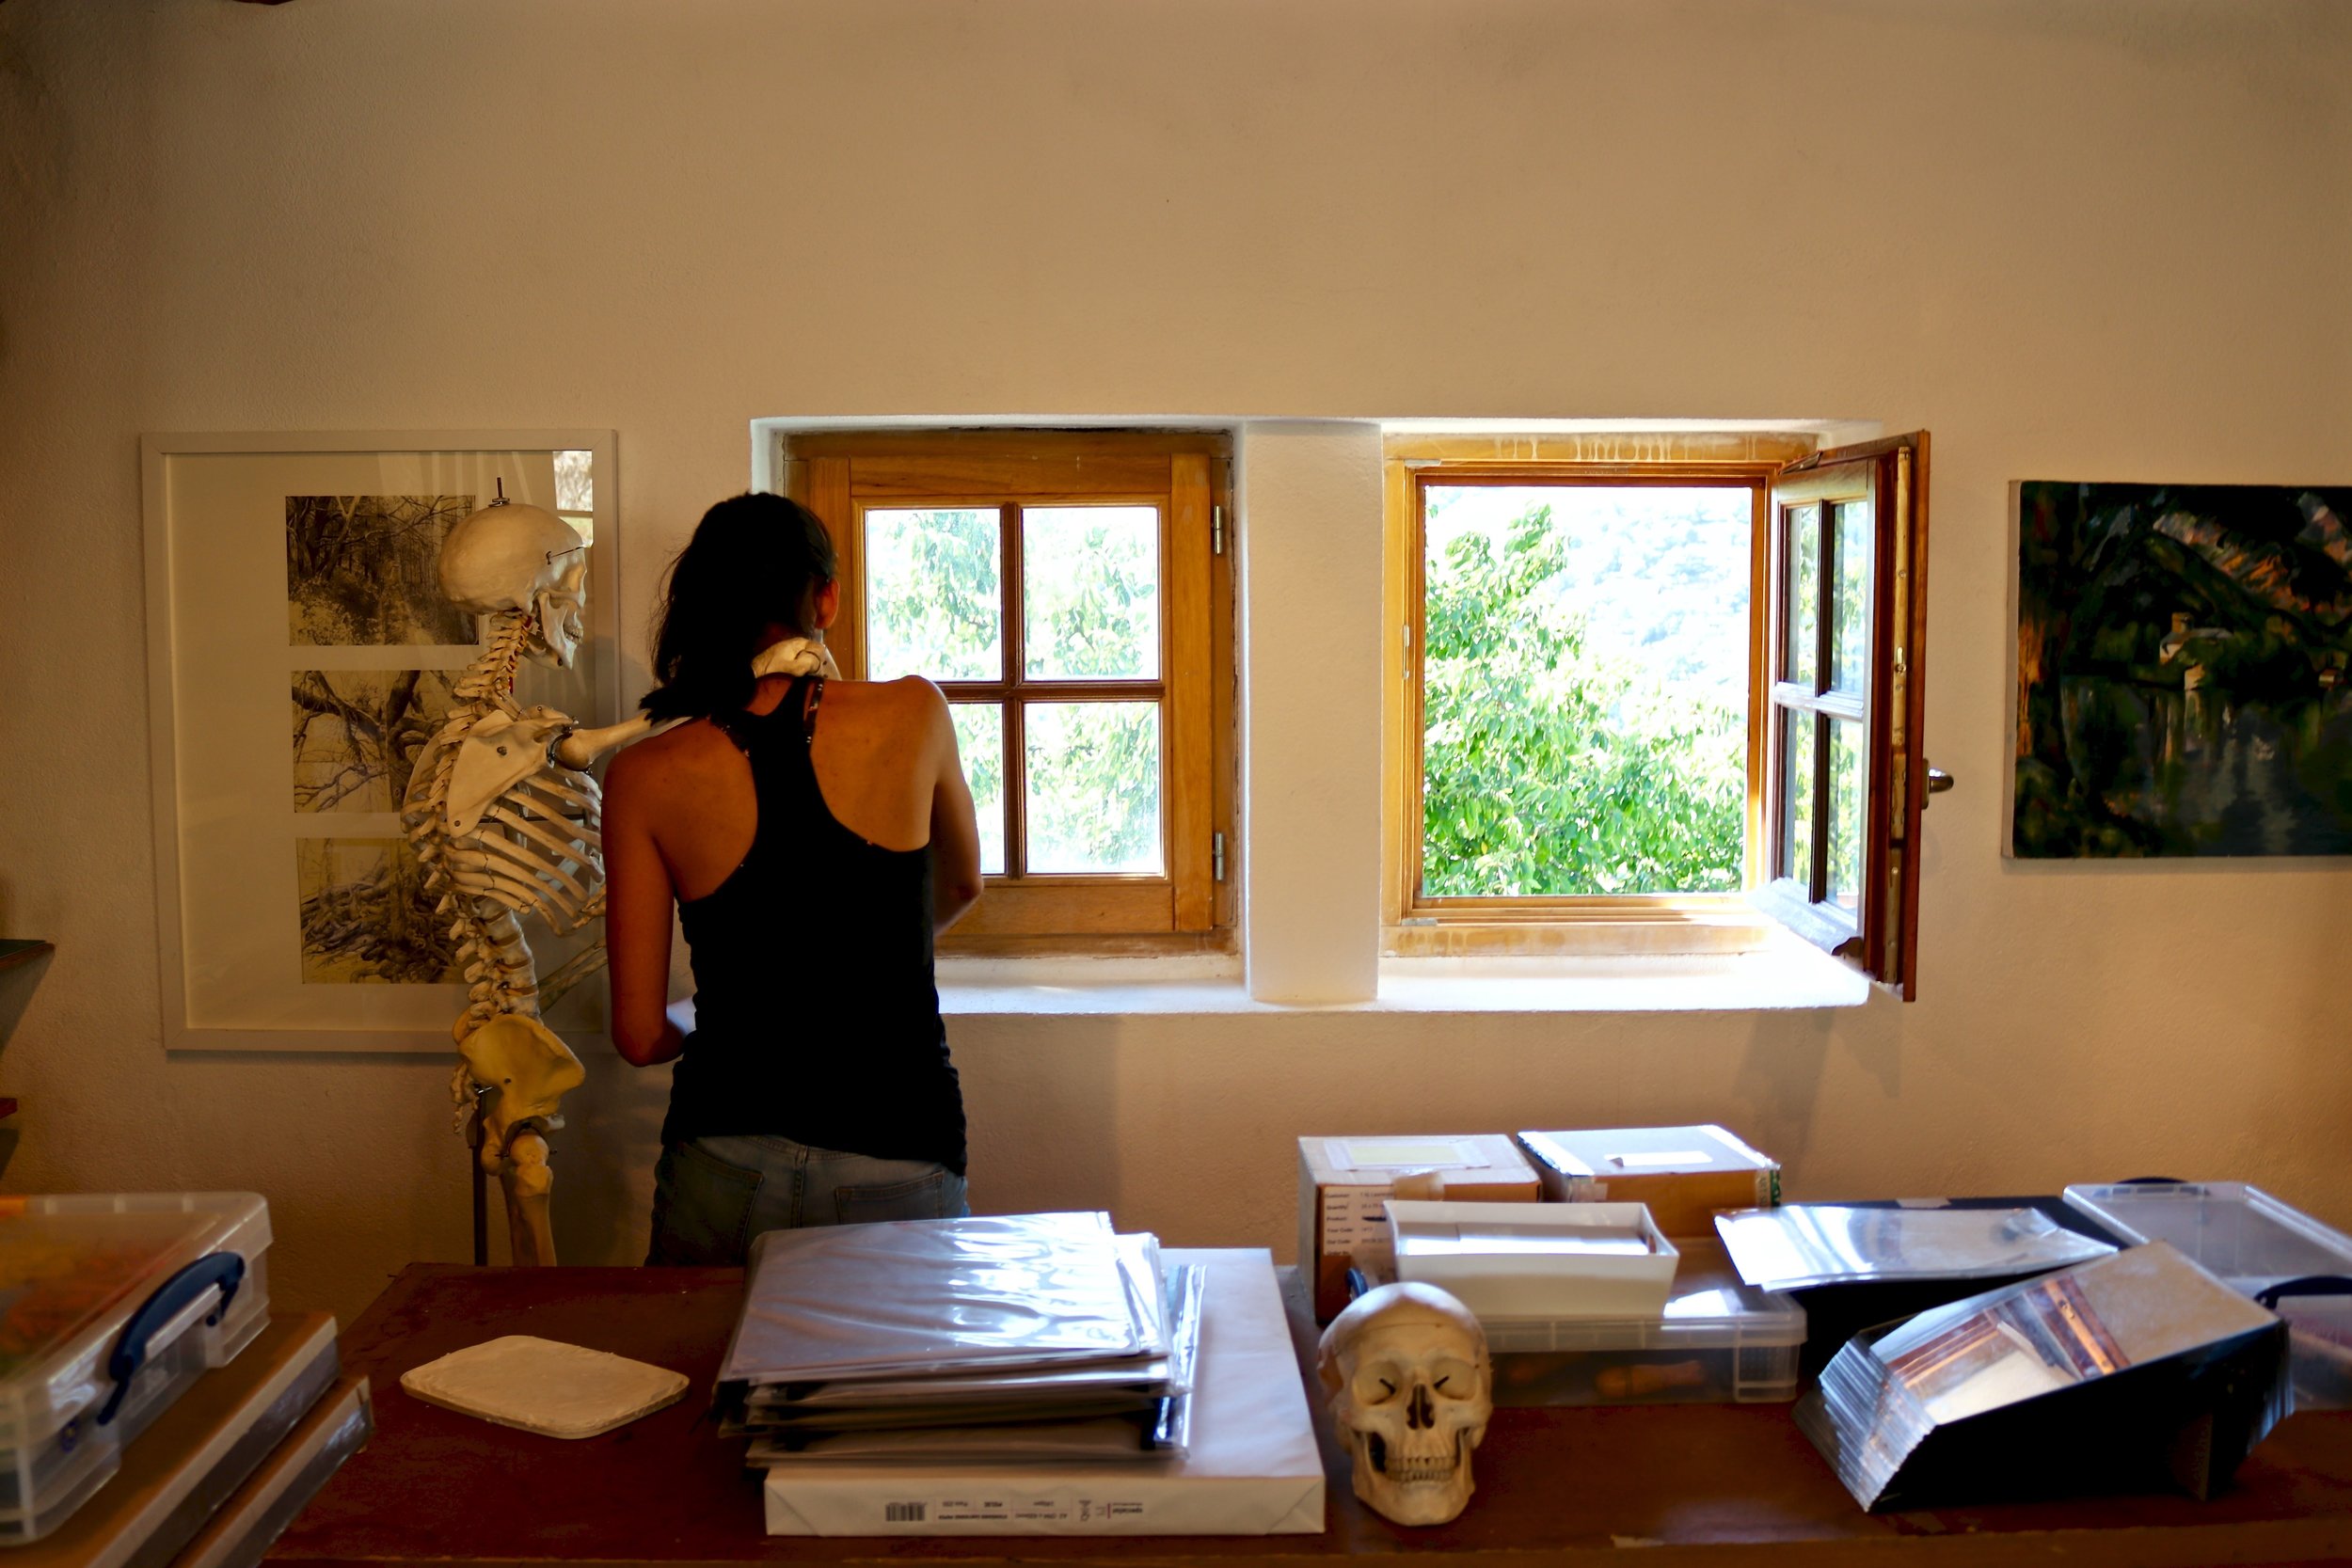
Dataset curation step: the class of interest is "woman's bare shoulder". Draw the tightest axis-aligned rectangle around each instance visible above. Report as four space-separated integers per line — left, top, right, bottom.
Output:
606 716 727 790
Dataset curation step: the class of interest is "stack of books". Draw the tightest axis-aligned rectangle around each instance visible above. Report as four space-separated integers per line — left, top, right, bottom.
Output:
720 1212 1202 1466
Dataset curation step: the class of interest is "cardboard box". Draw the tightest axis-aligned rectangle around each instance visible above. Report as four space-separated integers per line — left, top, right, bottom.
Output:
1517 1124 1780 1237
762 1248 1323 1536
1297 1133 1539 1323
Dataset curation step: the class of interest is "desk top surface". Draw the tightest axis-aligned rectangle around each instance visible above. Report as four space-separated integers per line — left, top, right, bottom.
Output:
268 1262 2352 1568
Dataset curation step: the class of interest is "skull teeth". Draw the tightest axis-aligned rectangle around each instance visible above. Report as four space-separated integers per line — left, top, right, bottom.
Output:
1365 1430 1464 1481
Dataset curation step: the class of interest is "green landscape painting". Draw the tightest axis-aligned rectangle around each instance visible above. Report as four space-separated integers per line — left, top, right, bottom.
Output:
2015 482 2352 858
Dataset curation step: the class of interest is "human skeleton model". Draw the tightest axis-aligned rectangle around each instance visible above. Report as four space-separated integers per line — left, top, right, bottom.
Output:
401 491 644 1266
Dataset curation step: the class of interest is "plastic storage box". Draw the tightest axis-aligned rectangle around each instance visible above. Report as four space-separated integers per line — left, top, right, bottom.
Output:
0 1193 273 1544
1389 1200 1678 1320
2063 1181 2352 1409
1482 1239 1806 1406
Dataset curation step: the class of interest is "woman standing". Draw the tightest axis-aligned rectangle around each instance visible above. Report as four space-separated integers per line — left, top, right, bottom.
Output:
603 492 984 1265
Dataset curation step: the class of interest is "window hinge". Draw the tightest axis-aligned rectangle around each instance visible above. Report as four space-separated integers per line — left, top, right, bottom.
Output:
1213 504 1224 556
1213 832 1226 882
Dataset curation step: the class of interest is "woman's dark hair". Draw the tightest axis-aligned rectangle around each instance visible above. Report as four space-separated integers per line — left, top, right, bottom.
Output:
641 493 838 721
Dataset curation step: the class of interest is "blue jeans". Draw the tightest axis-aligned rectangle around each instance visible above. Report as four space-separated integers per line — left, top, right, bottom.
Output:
644 1133 970 1266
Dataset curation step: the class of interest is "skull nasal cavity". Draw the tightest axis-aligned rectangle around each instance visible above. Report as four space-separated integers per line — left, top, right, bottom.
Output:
1407 1385 1435 1431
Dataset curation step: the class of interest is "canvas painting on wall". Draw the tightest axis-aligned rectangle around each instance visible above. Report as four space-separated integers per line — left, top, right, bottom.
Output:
287 494 476 644
2014 482 2352 858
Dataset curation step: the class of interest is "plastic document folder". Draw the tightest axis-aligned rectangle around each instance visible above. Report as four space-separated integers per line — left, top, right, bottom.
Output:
1797 1243 2289 1512
762 1249 1326 1536
723 1212 1161 1385
1717 1203 2114 1291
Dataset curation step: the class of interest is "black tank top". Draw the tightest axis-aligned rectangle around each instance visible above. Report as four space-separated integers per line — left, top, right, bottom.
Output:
660 676 966 1173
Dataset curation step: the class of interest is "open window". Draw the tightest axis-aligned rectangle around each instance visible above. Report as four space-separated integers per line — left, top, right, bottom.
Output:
783 430 1234 954
1383 431 1933 996
1752 435 1931 996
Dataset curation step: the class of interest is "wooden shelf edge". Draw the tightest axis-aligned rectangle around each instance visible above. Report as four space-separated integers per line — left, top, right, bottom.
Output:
0 939 54 974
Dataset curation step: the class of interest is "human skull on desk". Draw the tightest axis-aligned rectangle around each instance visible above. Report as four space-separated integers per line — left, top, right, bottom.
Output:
1317 1282 1492 1527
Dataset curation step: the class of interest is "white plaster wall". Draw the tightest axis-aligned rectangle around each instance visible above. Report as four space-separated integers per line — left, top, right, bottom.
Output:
1 0 2347 1327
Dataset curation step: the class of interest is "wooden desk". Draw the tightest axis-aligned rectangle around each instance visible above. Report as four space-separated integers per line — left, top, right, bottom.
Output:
269 1264 2352 1567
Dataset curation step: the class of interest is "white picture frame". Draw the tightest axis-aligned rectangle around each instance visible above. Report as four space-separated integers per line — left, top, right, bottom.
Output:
141 431 619 1053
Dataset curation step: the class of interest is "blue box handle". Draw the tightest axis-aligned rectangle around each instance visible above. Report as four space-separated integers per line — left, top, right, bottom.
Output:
99 1252 246 1426
2256 1275 2352 1309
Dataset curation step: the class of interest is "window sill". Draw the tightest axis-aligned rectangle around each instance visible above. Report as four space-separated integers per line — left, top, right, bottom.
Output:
935 934 1867 1017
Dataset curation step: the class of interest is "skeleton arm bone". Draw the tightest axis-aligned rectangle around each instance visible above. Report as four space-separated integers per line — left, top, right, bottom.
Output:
552 714 682 770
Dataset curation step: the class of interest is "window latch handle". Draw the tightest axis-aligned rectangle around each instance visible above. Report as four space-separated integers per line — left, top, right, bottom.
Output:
1924 765 1956 803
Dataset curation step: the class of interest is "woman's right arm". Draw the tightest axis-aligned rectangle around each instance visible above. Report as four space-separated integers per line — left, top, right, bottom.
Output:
603 744 690 1067
924 685 985 934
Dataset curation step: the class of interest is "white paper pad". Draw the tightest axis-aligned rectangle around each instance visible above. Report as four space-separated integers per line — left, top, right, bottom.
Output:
763 1248 1325 1536
401 1336 689 1439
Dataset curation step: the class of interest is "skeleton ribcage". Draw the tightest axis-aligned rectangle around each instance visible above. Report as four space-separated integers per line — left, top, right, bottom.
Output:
442 768 606 933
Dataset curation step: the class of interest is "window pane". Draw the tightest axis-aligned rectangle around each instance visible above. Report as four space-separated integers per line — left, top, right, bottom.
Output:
1829 719 1866 911
950 703 1006 877
1784 502 1820 687
1780 709 1816 888
553 450 594 513
1023 506 1159 680
1023 701 1162 874
1832 499 1871 691
866 508 1001 681
1421 484 1748 896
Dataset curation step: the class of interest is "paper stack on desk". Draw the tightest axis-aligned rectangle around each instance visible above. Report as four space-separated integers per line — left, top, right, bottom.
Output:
723 1212 1201 1465
723 1220 1326 1536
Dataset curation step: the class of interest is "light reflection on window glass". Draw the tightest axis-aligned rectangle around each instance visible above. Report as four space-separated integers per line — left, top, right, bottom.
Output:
1833 500 1871 692
1829 720 1866 911
866 508 1001 681
1023 506 1159 680
950 704 1006 876
1786 503 1820 687
1781 709 1816 888
1024 701 1162 874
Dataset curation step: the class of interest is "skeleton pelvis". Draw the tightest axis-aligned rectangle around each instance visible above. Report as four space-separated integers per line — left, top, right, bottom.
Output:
461 1013 586 1153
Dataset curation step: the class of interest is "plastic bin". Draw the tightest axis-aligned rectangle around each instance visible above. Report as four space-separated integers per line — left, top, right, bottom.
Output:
1481 1239 1806 1406
0 1193 273 1544
2062 1181 2352 1409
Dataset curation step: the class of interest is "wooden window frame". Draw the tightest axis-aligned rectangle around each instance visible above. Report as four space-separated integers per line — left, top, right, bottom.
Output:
1381 431 1931 993
784 430 1235 956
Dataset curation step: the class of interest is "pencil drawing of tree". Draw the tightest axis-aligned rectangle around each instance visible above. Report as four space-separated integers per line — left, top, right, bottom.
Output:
291 669 454 813
295 837 461 984
287 494 476 645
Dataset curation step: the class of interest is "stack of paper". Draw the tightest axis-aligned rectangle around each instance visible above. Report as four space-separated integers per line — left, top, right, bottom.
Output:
720 1212 1203 1465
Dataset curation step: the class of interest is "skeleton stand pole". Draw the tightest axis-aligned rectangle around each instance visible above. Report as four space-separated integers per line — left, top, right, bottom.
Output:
469 1090 490 1266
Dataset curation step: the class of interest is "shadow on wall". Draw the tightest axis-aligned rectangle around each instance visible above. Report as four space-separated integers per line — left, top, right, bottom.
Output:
550 1050 673 1265
1730 997 1900 1183
954 1020 1120 1224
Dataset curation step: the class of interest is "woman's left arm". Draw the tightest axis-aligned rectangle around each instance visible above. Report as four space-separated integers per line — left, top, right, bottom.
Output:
603 744 689 1067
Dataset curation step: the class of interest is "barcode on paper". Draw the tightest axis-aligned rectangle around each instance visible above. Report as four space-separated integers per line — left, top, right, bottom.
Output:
884 1502 927 1524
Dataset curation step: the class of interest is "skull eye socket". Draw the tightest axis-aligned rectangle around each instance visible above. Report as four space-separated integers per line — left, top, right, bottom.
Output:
1352 1362 1406 1404
1430 1356 1482 1399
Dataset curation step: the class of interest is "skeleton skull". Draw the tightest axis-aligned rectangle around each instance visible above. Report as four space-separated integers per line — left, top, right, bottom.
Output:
1317 1282 1492 1527
438 495 589 667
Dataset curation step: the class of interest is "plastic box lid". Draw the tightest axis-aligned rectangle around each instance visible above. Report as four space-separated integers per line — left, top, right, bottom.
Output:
0 1194 272 1451
2061 1182 2352 1291
1480 1238 1805 1353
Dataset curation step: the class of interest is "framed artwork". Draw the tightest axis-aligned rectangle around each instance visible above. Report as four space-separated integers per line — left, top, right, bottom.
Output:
141 432 618 1052
2013 480 2352 859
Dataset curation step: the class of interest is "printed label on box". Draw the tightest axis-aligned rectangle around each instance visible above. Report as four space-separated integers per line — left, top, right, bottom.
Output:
1324 1139 1481 1173
1320 1186 1399 1280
